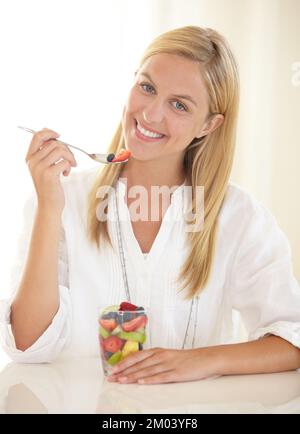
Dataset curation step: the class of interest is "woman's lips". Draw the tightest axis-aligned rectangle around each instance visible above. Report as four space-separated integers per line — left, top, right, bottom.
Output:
134 119 166 143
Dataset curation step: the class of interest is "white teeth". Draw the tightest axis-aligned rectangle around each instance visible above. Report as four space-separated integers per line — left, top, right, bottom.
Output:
136 122 164 138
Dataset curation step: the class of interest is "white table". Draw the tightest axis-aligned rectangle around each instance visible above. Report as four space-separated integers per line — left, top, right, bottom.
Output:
0 357 299 414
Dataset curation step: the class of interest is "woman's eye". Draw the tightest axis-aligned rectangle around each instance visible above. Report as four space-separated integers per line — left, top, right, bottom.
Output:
140 83 155 94
172 101 187 112
139 82 188 112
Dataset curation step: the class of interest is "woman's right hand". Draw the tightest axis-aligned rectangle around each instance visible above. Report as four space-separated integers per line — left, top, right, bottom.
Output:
25 128 77 213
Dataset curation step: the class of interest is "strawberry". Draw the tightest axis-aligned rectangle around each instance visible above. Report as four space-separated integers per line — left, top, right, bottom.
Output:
112 150 131 163
103 336 124 353
119 301 138 311
122 315 148 332
99 318 117 331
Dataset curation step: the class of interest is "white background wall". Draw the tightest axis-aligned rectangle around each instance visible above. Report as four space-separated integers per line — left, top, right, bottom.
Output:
0 0 299 368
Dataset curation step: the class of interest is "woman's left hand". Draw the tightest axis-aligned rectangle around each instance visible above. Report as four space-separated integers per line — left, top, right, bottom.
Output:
106 347 219 385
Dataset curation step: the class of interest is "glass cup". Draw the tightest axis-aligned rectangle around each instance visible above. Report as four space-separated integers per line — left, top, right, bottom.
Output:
98 305 149 376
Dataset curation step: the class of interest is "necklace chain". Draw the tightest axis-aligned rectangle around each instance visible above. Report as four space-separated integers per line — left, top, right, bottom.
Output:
114 185 131 302
113 184 199 350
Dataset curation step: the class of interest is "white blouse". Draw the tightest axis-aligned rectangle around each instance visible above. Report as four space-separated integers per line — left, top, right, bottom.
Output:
1 167 300 363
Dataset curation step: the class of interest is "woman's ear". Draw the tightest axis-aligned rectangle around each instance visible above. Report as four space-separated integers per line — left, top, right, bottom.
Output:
196 114 224 138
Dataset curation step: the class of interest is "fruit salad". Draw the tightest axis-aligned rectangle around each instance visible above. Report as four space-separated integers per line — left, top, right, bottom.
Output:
98 301 148 375
111 149 131 163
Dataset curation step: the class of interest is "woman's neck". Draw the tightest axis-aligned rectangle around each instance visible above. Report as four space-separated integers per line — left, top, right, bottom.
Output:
119 155 186 226
120 155 186 190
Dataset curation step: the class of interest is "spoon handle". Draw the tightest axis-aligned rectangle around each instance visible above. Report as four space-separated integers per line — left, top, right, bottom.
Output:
17 126 117 164
18 126 94 158
58 141 91 157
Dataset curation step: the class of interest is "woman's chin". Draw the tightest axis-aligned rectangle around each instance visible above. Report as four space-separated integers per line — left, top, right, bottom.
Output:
126 144 160 162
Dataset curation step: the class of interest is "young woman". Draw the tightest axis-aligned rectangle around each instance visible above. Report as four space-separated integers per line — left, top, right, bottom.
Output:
1 26 300 385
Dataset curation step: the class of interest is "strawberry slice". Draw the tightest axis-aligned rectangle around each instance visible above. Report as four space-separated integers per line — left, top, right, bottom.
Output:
119 301 138 311
112 149 131 163
99 318 117 331
122 315 148 332
103 336 124 353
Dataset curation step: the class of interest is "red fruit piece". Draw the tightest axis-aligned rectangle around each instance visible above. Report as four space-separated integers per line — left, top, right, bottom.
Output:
122 315 148 332
112 150 131 163
99 319 117 331
103 336 124 353
120 301 138 311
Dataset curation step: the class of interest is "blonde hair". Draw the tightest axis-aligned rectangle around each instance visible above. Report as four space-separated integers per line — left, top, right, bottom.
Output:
87 26 239 299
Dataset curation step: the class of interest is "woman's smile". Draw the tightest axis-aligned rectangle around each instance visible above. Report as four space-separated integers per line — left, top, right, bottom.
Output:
134 119 167 143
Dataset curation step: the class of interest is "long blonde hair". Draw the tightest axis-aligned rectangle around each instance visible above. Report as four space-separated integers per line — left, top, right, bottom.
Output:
87 26 239 299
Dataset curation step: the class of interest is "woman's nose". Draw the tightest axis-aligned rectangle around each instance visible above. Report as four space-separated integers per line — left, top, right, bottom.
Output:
142 99 165 125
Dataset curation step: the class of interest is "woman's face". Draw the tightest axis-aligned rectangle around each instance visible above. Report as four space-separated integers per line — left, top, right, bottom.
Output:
122 53 222 161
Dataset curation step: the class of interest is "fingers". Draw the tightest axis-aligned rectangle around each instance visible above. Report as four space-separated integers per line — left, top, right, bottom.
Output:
27 140 77 173
111 349 157 375
107 348 181 384
25 128 60 163
136 370 176 385
23 128 76 211
33 142 76 168
108 362 168 384
45 145 77 168
37 159 72 180
112 352 160 377
48 159 73 177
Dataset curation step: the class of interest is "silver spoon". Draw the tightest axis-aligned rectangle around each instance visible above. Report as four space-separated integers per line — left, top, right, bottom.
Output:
17 126 129 164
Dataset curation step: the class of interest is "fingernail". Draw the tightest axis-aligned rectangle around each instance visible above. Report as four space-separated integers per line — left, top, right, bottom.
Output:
118 376 127 382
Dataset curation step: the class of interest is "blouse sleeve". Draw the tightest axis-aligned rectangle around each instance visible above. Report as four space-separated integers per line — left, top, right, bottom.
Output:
229 203 300 348
0 192 72 363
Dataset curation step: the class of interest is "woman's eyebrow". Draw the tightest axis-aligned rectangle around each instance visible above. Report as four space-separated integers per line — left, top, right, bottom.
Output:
139 72 198 107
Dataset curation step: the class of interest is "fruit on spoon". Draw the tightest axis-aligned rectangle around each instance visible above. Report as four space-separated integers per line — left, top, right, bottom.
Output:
112 149 131 163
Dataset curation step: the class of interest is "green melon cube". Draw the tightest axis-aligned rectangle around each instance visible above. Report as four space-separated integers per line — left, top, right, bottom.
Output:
107 350 122 366
99 327 110 339
117 331 146 344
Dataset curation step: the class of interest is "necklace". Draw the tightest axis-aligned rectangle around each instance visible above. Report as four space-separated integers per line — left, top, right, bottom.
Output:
113 182 199 350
